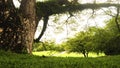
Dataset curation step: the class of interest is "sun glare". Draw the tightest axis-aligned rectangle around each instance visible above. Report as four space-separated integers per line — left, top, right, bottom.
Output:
13 0 20 8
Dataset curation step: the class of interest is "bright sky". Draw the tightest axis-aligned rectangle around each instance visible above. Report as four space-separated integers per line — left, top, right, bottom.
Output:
13 0 118 44
35 8 114 44
35 10 112 44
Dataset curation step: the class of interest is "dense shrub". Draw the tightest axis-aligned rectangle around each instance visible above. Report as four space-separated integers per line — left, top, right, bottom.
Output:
104 34 120 55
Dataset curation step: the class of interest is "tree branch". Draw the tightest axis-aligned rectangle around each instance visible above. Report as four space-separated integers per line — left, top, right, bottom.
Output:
115 7 120 32
35 16 49 42
37 2 120 16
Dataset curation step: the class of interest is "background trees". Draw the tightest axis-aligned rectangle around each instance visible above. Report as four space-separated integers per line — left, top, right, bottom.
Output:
103 17 120 55
62 16 120 56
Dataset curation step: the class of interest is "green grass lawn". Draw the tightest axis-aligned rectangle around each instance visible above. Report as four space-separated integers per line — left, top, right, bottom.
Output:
0 50 120 68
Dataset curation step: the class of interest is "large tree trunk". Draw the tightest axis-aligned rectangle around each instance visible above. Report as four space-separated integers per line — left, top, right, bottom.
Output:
20 0 37 54
0 0 37 54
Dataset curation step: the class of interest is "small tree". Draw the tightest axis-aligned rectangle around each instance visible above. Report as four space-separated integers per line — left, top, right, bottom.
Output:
64 31 94 57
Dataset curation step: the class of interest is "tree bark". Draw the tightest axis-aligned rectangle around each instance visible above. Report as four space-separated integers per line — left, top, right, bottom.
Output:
20 0 37 54
0 0 37 54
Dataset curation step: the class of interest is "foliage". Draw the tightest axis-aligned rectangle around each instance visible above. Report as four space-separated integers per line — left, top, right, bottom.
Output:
33 41 64 51
92 28 112 53
0 51 120 68
105 17 120 35
33 42 44 51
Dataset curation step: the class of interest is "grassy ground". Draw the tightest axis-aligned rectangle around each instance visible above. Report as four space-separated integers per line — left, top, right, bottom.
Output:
0 50 120 68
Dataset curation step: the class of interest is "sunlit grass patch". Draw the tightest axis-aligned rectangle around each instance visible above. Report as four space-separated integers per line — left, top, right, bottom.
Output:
33 51 105 57
88 52 105 57
33 51 59 56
